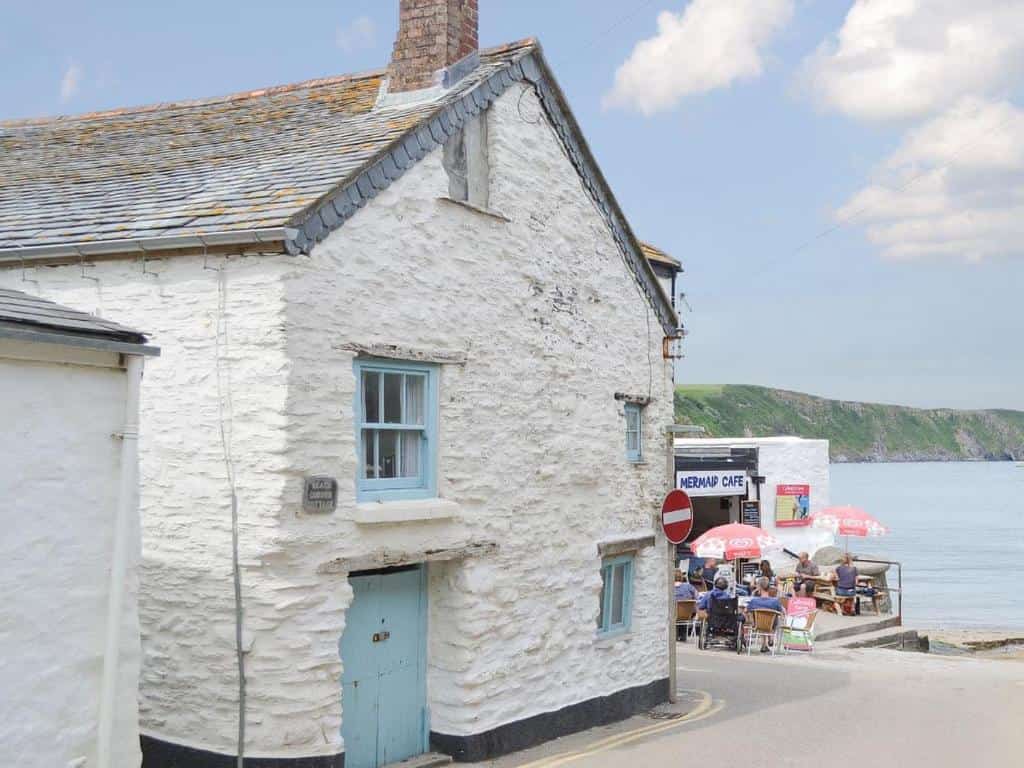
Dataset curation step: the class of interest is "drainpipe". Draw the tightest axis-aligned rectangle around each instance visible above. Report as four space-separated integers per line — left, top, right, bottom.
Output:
97 353 144 768
666 427 677 703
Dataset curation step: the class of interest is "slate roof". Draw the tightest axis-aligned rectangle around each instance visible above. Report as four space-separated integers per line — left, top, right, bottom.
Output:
641 242 682 271
0 39 680 336
0 41 531 254
0 287 150 346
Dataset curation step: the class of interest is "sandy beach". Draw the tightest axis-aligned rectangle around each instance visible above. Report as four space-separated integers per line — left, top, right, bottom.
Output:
916 628 1024 661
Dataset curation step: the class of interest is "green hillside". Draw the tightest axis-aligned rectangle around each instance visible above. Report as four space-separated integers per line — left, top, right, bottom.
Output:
674 385 1024 462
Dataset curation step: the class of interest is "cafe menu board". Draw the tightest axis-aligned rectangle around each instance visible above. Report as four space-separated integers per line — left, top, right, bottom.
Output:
775 484 811 527
741 499 761 528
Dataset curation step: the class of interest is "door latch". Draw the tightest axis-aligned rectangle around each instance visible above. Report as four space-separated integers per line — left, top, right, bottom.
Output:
372 631 391 643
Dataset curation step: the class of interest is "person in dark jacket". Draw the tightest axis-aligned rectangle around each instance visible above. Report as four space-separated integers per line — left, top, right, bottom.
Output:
834 553 859 615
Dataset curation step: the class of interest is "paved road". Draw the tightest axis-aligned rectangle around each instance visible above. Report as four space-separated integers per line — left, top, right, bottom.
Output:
472 643 1024 768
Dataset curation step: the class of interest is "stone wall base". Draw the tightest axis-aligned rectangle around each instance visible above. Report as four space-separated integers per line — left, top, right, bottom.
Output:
431 677 670 762
140 735 344 768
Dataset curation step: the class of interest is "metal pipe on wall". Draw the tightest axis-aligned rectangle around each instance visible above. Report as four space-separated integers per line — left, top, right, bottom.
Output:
96 354 144 768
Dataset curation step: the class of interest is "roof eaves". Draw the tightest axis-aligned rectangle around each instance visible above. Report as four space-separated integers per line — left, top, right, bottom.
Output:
0 320 159 356
0 228 298 269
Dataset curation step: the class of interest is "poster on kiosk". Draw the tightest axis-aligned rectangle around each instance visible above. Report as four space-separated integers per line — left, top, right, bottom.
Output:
775 484 811 527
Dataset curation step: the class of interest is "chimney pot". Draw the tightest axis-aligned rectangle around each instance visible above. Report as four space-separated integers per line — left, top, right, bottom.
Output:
388 0 479 93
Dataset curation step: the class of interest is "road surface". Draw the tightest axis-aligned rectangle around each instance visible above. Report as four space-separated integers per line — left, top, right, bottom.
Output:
469 642 1024 768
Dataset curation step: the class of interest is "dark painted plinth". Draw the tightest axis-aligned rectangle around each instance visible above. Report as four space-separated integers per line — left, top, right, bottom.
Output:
430 677 670 762
140 735 344 768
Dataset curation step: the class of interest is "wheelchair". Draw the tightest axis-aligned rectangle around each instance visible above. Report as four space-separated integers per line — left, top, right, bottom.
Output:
698 596 742 653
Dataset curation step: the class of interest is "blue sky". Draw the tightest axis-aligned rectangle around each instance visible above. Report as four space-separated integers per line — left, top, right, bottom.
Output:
3 1 1023 410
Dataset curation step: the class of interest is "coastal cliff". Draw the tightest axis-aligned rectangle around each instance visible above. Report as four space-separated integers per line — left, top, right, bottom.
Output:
675 385 1024 463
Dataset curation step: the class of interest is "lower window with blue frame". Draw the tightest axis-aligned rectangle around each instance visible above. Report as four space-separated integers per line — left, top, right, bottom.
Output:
597 554 634 635
354 358 439 502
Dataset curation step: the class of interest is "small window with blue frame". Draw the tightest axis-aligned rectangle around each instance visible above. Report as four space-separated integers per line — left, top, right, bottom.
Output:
624 402 643 462
355 359 438 502
597 555 634 635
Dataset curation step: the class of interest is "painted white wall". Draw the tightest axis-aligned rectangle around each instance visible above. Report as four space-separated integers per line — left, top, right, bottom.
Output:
0 343 142 768
0 82 675 759
675 436 833 556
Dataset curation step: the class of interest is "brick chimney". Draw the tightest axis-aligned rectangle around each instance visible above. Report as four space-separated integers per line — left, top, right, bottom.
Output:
388 0 479 93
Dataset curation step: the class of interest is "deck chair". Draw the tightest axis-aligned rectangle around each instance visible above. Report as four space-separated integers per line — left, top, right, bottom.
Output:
676 599 699 642
744 609 783 656
782 607 818 653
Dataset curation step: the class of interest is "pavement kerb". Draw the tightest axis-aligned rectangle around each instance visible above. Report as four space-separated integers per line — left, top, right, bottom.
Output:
512 688 719 768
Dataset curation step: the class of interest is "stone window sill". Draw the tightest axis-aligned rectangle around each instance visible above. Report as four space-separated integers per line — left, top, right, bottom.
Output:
598 533 657 558
353 498 461 525
437 196 511 222
594 629 632 647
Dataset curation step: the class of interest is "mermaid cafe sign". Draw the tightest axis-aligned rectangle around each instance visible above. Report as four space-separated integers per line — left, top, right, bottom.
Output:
676 470 748 497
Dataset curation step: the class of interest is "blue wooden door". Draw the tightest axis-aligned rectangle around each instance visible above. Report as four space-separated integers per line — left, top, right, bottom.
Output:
341 567 427 768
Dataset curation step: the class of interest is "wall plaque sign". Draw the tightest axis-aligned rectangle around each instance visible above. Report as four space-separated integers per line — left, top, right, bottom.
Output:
303 476 338 514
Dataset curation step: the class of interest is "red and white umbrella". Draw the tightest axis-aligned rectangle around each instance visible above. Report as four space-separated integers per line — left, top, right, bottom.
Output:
690 523 782 561
809 506 889 538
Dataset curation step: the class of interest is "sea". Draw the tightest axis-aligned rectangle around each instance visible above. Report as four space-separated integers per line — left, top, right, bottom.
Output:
830 461 1024 631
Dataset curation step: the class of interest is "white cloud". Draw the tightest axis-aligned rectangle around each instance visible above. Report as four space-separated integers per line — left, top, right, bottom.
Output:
803 0 1024 121
840 98 1024 262
59 62 82 103
604 0 794 115
335 15 376 54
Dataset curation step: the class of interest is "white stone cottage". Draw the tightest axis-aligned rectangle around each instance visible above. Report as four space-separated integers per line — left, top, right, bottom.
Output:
0 2 683 766
0 290 157 768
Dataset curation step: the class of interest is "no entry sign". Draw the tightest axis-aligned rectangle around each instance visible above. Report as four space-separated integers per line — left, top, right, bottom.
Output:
661 489 694 544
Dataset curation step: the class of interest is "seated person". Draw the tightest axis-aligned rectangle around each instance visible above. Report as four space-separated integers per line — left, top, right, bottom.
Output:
674 569 698 601
758 559 777 588
713 564 749 596
743 577 782 652
746 577 783 613
697 577 732 614
834 553 859 615
794 551 820 595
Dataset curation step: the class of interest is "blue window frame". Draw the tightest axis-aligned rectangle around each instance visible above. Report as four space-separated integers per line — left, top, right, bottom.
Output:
354 359 438 502
597 555 634 635
625 403 643 462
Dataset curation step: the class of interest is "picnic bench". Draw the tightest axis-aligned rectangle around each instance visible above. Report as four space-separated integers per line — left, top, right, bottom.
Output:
810 575 884 615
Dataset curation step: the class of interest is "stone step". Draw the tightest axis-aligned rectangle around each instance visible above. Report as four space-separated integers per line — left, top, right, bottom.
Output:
816 627 922 651
382 753 453 768
814 615 901 643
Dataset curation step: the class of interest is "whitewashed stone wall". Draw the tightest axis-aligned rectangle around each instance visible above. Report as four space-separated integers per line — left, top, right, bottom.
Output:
0 258 300 757
0 344 142 768
282 83 673 742
0 82 674 759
